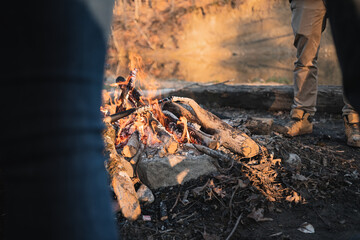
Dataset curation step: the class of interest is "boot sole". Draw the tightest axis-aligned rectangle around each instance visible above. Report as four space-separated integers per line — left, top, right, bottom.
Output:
287 129 313 137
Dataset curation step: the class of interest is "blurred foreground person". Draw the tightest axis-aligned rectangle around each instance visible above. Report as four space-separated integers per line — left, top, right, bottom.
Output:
327 0 360 113
0 0 118 239
282 0 360 147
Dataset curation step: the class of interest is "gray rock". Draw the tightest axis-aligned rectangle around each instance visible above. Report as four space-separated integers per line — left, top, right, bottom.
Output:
136 184 155 203
286 153 302 169
137 154 218 189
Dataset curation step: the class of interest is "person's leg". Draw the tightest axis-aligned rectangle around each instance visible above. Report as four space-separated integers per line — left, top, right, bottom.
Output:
326 0 360 147
1 1 118 239
327 0 360 113
284 0 326 137
342 97 360 147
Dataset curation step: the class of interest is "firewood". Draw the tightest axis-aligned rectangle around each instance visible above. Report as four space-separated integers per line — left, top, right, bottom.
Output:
103 122 134 178
147 111 178 154
118 69 138 111
185 143 232 162
112 171 141 221
130 142 144 165
163 109 219 149
122 130 140 158
162 102 201 125
103 122 140 221
243 117 274 135
171 97 260 158
187 125 220 150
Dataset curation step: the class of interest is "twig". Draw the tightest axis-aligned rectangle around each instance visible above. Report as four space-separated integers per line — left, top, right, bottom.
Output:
228 182 240 225
176 212 197 223
225 213 243 240
170 187 182 212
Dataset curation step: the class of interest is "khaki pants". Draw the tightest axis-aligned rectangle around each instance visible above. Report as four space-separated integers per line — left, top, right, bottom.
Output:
290 0 356 116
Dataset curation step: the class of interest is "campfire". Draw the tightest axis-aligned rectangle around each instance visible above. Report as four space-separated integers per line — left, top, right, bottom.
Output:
101 67 301 221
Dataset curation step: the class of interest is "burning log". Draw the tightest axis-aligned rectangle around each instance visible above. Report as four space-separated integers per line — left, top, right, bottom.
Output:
101 67 267 220
163 110 219 149
104 107 138 123
166 97 260 158
147 111 179 154
104 97 174 123
117 69 139 111
163 101 200 125
122 130 140 158
187 125 220 150
103 122 134 178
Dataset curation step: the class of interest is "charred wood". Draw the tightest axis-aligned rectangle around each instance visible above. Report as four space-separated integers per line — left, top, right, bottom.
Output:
147 111 179 154
163 110 219 149
103 122 141 221
122 130 140 158
130 142 145 165
171 97 260 158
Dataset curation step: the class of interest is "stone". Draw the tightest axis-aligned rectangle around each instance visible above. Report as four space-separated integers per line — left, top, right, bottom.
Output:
285 153 302 170
136 184 155 203
137 153 218 189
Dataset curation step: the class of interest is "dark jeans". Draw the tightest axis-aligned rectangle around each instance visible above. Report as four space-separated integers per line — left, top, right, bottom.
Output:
1 0 117 239
327 0 360 113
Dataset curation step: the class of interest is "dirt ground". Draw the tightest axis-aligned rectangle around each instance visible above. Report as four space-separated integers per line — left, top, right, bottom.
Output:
116 107 360 240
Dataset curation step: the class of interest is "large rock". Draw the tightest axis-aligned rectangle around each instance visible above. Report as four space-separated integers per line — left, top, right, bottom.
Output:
137 153 218 189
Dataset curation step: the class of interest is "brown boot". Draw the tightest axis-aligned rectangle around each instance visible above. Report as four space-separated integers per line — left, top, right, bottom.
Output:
344 113 360 147
283 109 313 137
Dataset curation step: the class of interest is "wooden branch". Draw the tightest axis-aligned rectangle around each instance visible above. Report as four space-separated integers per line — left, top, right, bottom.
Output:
118 69 138 111
103 122 134 178
147 111 178 154
187 125 219 150
130 142 144 165
185 143 231 162
171 97 260 158
163 110 219 149
112 171 141 221
162 102 201 125
122 130 140 158
103 122 141 221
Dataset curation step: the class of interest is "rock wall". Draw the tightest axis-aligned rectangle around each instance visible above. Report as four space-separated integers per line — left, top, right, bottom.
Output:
106 0 341 85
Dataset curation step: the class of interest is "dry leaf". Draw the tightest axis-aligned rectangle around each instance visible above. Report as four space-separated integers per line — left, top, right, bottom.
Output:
297 222 315 233
213 187 226 198
286 191 306 204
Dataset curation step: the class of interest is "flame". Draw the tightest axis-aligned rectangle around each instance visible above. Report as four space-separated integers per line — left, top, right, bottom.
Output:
103 52 200 150
151 100 167 127
177 116 190 143
115 116 135 146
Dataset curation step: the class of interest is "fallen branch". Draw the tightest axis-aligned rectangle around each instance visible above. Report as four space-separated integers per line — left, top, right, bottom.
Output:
226 213 243 240
167 97 260 158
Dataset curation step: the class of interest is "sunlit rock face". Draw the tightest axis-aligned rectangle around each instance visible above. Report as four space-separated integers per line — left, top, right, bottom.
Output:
106 0 341 86
137 153 218 189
